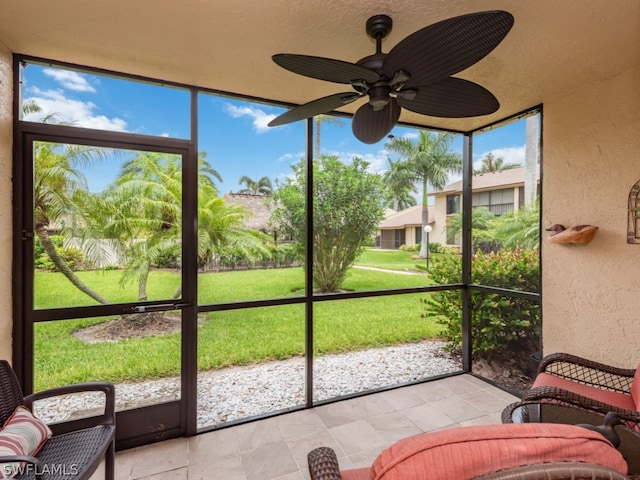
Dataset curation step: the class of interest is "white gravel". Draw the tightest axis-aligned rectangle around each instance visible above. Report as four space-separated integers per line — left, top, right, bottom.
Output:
32 341 459 428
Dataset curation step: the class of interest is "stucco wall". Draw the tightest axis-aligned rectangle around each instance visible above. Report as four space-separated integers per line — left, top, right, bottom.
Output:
542 64 640 367
0 43 12 361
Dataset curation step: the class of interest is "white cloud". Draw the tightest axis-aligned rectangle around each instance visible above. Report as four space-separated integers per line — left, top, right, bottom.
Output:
43 68 96 92
224 104 276 133
24 88 128 132
325 148 389 174
473 146 525 169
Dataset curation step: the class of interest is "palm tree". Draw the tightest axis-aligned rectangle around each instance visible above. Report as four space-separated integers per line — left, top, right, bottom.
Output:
33 136 111 304
382 157 417 211
238 175 273 196
314 114 344 159
474 152 520 174
101 152 183 301
102 152 271 301
386 131 462 257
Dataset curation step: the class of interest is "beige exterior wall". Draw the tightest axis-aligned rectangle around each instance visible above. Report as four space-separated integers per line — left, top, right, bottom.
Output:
430 196 446 246
542 64 640 367
0 43 12 361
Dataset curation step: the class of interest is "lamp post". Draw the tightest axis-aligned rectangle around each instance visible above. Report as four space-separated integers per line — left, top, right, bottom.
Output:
423 224 432 270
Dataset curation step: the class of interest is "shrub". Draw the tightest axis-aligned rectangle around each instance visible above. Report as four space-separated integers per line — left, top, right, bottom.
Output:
36 245 94 271
423 248 540 360
152 244 181 269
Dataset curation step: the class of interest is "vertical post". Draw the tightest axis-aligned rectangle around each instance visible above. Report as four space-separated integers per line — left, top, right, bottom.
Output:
461 133 473 372
305 118 314 407
426 231 430 269
423 225 432 270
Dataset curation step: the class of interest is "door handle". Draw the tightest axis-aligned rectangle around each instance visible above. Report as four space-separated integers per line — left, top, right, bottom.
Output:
130 302 191 313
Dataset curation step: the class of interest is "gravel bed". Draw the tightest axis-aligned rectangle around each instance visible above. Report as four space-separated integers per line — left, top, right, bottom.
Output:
32 341 459 428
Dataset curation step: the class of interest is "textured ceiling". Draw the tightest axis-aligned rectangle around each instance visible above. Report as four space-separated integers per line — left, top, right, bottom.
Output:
1 0 638 132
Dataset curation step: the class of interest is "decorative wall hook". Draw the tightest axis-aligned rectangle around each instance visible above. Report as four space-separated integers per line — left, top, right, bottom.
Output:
546 224 599 244
628 180 640 244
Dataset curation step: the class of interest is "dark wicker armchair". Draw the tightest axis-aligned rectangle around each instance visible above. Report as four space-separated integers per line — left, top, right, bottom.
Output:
0 360 115 480
502 352 640 479
524 352 639 431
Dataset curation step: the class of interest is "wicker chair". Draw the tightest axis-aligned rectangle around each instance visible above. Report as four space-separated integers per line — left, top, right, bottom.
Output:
0 360 115 480
308 420 630 480
308 445 629 480
523 353 639 431
502 352 640 479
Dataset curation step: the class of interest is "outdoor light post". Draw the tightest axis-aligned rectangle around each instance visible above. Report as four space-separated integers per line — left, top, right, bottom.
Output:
424 225 432 270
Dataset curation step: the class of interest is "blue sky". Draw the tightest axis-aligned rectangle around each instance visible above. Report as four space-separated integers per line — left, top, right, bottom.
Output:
21 63 529 195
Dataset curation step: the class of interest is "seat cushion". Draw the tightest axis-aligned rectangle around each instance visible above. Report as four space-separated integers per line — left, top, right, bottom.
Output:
341 467 372 480
533 372 636 411
0 406 52 478
370 423 627 480
631 366 640 411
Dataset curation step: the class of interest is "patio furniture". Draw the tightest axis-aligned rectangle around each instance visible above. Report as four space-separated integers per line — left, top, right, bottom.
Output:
0 360 115 480
523 352 640 432
502 401 640 478
307 421 628 480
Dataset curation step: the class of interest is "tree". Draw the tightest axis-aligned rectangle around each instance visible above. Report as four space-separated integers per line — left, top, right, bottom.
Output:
474 152 520 174
382 157 417 211
100 152 183 301
447 207 497 250
100 152 271 301
33 127 111 304
314 115 344 159
238 175 273 196
272 155 385 293
493 200 540 250
386 131 462 257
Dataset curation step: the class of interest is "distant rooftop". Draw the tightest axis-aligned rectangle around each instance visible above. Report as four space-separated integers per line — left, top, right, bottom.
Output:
379 205 435 229
432 165 540 195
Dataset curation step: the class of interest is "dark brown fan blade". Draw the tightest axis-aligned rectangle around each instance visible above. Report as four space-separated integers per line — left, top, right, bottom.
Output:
268 92 362 127
396 77 499 118
383 11 514 87
273 54 380 84
352 98 401 144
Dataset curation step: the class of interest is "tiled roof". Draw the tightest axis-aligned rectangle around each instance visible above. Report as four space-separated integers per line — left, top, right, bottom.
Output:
432 166 539 195
223 193 274 230
379 205 436 229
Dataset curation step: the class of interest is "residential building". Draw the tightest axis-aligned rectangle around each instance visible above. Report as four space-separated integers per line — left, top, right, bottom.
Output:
431 166 541 247
378 205 435 249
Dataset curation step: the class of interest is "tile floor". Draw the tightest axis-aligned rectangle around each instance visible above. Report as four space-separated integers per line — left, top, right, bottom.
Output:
113 374 519 480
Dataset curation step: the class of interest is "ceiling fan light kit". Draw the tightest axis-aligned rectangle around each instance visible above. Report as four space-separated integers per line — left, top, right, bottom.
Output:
268 10 514 144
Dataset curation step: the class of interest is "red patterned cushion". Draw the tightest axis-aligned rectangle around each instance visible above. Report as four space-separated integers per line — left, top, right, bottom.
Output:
371 423 627 480
0 406 52 478
533 372 636 411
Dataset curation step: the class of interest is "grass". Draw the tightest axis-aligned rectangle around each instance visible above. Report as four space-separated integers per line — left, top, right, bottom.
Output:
34 251 445 389
355 247 423 271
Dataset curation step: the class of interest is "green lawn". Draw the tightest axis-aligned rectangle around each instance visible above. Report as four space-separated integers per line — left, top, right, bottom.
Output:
33 252 445 389
355 247 442 271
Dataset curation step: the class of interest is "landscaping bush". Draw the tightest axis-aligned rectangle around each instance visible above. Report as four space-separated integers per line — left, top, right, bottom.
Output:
423 248 540 359
35 235 95 271
152 244 181 269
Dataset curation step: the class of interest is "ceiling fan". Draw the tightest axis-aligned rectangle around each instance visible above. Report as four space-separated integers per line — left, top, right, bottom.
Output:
268 11 514 144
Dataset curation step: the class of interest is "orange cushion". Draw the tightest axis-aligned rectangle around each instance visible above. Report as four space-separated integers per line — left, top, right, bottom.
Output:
370 423 627 480
533 372 636 411
341 467 371 480
631 366 640 411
